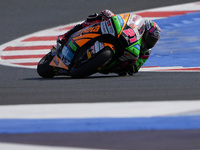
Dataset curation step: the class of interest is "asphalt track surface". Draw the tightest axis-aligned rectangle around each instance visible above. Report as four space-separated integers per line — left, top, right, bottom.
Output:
0 0 200 149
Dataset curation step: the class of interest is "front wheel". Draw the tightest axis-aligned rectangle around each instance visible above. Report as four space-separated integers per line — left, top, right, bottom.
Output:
37 52 56 78
70 47 113 78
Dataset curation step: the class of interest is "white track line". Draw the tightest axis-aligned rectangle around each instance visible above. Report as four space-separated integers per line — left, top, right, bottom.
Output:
0 100 200 119
2 50 50 56
0 143 104 150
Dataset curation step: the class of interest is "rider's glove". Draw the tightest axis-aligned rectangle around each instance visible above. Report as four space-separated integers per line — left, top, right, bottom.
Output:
56 35 66 53
57 35 65 45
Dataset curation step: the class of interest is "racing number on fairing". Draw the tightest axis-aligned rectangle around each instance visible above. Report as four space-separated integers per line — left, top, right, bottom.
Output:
123 28 137 43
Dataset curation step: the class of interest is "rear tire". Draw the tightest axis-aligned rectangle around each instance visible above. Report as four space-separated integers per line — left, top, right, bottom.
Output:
70 47 113 78
37 53 55 78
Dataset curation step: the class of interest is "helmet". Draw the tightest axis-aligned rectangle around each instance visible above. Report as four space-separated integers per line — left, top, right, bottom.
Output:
101 10 115 21
143 20 161 49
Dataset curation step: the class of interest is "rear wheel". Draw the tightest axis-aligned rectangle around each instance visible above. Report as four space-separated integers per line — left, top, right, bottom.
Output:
70 47 113 78
37 52 56 78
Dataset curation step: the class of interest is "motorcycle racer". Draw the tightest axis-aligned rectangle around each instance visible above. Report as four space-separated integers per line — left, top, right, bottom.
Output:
57 10 161 75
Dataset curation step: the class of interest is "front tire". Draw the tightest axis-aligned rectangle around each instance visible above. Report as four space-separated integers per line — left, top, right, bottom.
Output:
70 47 113 78
37 53 56 78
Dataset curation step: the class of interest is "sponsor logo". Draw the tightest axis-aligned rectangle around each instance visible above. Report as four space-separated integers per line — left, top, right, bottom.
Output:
68 41 77 51
75 25 100 36
101 22 109 34
106 19 115 36
94 41 105 53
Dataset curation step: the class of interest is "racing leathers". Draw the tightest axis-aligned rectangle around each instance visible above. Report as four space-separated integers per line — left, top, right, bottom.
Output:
57 10 161 75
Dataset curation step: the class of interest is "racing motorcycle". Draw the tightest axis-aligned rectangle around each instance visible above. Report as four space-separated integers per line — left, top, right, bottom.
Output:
37 13 145 78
